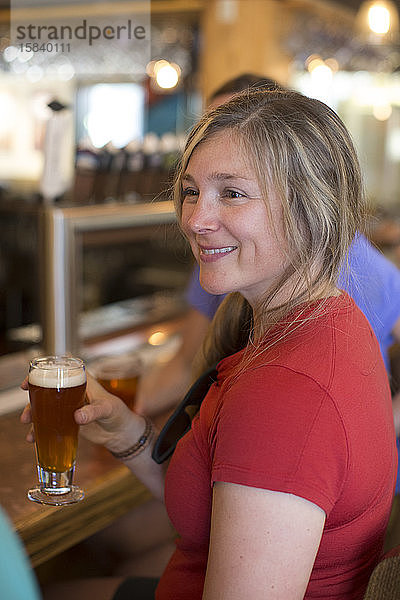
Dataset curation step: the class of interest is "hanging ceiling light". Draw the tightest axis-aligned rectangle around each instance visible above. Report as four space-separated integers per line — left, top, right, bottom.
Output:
146 59 181 92
355 0 400 43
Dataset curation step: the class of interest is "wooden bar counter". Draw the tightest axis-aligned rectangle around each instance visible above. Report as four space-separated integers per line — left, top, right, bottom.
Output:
0 408 152 567
0 318 185 569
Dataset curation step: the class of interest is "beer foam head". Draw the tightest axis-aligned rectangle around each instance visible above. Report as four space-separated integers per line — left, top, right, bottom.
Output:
29 356 86 388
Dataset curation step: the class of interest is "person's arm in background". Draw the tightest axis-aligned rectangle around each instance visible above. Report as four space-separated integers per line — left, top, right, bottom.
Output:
367 220 400 438
390 317 400 436
135 307 211 417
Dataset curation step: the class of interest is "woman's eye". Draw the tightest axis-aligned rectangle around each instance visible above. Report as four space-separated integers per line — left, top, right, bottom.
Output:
221 189 245 200
182 188 199 202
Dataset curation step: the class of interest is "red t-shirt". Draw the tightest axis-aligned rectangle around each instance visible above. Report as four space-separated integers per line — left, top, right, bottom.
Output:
157 294 397 599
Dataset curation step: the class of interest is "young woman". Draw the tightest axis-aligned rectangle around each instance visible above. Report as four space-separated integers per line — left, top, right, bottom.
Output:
24 89 397 599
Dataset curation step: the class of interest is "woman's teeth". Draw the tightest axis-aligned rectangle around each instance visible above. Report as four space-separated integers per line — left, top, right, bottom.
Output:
201 246 237 255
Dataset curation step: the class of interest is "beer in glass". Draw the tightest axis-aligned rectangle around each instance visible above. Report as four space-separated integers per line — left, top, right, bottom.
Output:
27 356 86 505
91 354 142 410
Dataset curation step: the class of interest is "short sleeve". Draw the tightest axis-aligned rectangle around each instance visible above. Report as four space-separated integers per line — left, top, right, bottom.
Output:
211 366 348 515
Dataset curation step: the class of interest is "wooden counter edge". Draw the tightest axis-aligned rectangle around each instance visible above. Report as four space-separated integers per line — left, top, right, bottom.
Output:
15 465 152 568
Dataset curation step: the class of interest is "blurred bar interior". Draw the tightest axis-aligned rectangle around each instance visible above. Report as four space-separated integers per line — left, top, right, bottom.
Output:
1 0 400 389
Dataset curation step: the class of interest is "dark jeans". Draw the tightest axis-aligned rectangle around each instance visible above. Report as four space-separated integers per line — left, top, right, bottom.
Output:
113 577 159 600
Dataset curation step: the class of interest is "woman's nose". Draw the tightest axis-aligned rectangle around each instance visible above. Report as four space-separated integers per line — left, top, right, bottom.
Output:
184 197 219 234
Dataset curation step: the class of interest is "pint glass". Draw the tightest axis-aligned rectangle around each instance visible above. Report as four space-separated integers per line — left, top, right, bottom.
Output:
91 354 142 410
27 356 87 505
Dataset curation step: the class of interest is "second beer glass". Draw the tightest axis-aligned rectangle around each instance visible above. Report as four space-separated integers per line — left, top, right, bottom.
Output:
27 356 87 506
91 354 142 410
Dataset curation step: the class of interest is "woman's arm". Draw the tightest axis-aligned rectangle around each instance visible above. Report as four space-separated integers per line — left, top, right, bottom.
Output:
202 482 325 600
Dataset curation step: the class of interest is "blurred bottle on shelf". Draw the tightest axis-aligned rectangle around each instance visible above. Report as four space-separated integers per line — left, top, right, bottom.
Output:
141 133 163 200
73 138 99 204
118 139 145 203
72 131 186 206
92 143 114 204
102 143 127 202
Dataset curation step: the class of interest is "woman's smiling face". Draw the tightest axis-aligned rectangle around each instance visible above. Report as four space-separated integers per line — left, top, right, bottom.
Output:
180 130 289 307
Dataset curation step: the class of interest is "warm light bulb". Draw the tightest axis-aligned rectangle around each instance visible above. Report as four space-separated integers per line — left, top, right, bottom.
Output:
355 0 399 41
368 4 391 33
148 331 167 346
307 57 324 72
310 64 333 85
152 59 169 75
155 63 180 89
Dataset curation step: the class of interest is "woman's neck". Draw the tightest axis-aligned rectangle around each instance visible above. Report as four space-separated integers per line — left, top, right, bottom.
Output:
251 283 341 341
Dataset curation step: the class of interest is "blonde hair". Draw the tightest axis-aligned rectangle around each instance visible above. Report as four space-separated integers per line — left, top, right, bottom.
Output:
174 89 366 376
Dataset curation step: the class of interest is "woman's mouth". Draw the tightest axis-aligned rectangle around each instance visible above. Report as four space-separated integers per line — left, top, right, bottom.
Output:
199 246 238 262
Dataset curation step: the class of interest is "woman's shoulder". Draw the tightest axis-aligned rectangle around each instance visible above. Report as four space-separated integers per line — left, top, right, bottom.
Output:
218 293 376 393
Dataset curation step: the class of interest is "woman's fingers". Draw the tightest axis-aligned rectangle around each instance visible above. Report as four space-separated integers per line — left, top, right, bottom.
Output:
26 426 35 443
75 399 113 425
74 372 135 448
20 404 35 443
19 378 32 443
20 404 31 424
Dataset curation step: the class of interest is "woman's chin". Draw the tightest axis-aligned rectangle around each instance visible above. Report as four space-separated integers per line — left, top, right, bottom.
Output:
199 279 229 296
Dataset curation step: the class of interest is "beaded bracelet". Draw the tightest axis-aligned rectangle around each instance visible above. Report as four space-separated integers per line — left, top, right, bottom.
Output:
109 416 154 460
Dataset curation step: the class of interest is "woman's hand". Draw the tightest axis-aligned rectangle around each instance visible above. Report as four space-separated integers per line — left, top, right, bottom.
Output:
20 376 34 442
20 373 143 454
75 373 141 453
21 372 165 500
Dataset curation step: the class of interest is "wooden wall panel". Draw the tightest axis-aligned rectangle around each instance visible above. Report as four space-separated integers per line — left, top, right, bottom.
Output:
199 0 293 101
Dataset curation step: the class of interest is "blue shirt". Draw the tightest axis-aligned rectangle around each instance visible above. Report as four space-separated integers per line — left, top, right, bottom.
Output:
0 507 41 600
